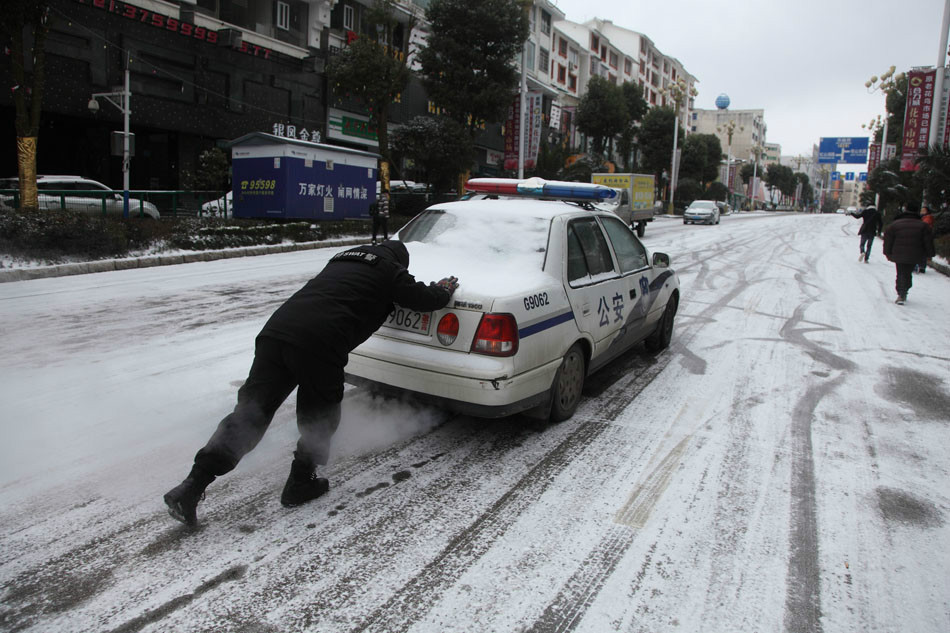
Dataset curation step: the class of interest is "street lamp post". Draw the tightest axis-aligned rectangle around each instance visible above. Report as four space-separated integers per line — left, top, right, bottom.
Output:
748 144 763 211
864 66 904 211
88 52 132 218
818 165 829 213
717 119 743 205
661 79 697 214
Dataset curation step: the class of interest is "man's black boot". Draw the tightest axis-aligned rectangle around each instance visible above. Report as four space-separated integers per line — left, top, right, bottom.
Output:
164 466 214 527
280 459 329 507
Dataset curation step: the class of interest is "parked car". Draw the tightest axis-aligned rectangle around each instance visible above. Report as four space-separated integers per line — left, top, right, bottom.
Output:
0 175 160 219
716 201 730 215
346 177 681 422
683 200 720 225
201 191 233 217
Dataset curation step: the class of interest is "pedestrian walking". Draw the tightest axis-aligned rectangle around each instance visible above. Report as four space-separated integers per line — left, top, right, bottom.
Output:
371 191 390 245
850 206 883 263
883 202 936 305
916 205 935 273
163 241 459 526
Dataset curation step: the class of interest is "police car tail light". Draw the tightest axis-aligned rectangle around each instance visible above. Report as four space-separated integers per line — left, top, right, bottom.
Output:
437 313 459 346
471 313 519 356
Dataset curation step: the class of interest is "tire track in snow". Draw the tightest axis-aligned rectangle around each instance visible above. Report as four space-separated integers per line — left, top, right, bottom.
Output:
344 351 674 633
784 377 843 633
521 433 692 633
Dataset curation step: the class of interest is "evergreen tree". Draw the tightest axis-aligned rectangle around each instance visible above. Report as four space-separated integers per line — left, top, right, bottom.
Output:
417 0 528 138
576 76 628 156
327 1 412 191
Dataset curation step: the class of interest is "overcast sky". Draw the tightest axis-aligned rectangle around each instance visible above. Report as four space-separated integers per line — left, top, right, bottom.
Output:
552 0 949 162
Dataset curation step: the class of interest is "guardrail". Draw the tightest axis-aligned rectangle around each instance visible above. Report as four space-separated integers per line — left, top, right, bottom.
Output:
0 189 230 219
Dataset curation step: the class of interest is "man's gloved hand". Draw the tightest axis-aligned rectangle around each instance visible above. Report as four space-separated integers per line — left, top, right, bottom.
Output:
432 276 459 294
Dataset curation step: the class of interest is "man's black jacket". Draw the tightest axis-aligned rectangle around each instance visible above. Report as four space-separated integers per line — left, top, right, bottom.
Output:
852 208 883 236
258 241 451 365
883 211 936 265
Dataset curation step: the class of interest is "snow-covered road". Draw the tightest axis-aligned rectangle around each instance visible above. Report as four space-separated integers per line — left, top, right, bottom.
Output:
1 212 948 633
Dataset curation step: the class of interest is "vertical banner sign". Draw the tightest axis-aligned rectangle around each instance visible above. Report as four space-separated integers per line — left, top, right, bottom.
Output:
549 103 562 130
868 142 881 173
944 66 950 146
525 92 543 169
504 96 520 171
868 143 897 172
900 69 936 172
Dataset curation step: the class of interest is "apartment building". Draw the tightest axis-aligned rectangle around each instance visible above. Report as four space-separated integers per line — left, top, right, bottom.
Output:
1 0 696 187
546 17 697 144
691 108 767 164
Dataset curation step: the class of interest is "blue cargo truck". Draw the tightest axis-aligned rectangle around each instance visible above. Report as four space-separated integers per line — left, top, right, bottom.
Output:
228 132 380 220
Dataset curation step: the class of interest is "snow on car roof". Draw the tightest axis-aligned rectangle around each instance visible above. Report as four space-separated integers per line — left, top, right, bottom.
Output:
401 198 581 297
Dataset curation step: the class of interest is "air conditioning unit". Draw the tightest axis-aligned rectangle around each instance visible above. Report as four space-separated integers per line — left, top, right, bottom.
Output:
568 61 576 73
217 28 243 49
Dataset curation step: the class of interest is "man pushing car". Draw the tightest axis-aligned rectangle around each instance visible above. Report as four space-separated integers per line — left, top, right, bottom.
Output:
164 240 458 526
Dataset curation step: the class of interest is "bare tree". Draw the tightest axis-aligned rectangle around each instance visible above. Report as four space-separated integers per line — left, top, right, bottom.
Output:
1 1 51 210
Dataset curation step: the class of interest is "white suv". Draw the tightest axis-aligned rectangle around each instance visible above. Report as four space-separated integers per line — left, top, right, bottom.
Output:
0 175 160 219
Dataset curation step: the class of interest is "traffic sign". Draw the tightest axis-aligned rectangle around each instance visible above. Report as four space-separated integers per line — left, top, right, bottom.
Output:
831 172 840 181
818 137 869 164
859 172 868 181
845 172 855 181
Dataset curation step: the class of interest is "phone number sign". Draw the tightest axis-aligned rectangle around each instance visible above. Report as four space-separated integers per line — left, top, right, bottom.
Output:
76 0 274 59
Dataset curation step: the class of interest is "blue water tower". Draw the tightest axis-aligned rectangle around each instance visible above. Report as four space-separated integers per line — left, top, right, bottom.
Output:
715 94 730 110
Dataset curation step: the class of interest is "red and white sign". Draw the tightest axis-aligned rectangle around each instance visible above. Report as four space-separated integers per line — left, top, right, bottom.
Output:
503 97 521 171
503 92 543 170
900 68 936 172
77 0 275 59
867 142 897 172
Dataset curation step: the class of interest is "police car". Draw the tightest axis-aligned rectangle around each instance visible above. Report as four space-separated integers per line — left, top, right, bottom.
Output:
346 177 680 421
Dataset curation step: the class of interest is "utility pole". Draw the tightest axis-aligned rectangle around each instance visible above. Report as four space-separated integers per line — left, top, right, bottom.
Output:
929 0 950 147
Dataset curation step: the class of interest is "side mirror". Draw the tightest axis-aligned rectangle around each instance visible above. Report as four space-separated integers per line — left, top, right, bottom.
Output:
652 252 670 268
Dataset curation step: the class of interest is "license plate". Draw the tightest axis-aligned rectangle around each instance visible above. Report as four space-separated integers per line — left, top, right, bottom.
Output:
385 306 432 334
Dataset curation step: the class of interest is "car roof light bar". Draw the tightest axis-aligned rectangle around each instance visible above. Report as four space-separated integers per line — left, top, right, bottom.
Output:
465 177 618 202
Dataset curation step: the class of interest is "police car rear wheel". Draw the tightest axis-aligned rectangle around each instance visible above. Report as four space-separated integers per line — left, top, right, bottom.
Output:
550 344 585 422
645 296 677 352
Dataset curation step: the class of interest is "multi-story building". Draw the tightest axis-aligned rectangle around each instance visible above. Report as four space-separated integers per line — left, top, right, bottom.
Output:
0 0 430 189
549 18 697 150
0 0 696 190
691 108 767 165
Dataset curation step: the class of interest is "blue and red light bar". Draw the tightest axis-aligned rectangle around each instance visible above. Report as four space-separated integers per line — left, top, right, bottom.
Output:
465 177 618 202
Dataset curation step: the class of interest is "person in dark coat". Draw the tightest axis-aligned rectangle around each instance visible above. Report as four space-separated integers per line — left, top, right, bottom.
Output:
164 240 458 526
916 205 935 273
850 206 883 263
370 192 390 245
883 202 936 305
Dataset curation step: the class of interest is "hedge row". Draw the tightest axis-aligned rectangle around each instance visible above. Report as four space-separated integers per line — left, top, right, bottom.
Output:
0 207 417 265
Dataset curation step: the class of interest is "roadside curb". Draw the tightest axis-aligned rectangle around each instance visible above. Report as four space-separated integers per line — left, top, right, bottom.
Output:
929 258 950 277
0 237 368 283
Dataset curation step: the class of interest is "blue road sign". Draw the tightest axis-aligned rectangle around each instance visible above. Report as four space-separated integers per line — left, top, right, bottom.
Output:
845 172 855 181
831 172 840 181
859 172 868 182
818 137 869 164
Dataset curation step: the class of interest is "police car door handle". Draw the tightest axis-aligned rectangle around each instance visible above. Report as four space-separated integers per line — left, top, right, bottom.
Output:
582 302 590 315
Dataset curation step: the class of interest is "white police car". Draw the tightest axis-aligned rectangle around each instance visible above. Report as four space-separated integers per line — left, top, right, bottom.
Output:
346 177 680 421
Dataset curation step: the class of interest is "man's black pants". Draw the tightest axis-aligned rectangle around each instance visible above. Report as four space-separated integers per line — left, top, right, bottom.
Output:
194 337 343 476
895 262 915 298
